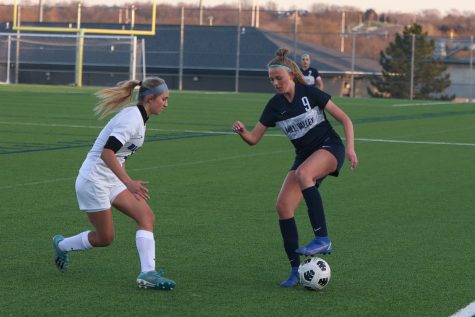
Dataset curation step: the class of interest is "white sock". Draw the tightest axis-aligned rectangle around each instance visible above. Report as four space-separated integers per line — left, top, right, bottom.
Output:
58 231 93 251
136 230 156 273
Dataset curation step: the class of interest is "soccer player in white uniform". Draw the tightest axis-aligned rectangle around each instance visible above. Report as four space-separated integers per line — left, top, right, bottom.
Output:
52 77 176 290
300 53 324 91
232 48 358 288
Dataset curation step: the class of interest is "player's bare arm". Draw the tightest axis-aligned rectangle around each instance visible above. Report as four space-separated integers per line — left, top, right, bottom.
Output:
325 100 358 169
101 148 149 200
232 121 267 145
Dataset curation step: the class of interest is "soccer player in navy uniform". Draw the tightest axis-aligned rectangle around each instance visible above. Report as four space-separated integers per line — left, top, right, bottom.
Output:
52 77 176 290
232 48 358 288
300 53 324 90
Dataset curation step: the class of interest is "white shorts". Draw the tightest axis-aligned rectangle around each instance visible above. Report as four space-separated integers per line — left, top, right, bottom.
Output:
75 174 127 212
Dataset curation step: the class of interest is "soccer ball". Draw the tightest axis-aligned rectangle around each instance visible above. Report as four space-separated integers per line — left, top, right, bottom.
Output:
298 257 331 290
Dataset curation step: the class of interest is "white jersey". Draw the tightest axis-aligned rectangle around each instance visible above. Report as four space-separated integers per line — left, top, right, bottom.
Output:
78 106 146 183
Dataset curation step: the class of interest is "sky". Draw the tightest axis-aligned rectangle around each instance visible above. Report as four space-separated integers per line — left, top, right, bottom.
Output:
6 0 475 15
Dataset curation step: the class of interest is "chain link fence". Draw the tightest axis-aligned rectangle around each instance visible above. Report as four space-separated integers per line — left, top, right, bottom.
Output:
0 5 474 100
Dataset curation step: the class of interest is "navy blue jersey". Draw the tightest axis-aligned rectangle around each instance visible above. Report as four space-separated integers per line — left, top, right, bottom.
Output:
259 83 340 155
300 67 320 86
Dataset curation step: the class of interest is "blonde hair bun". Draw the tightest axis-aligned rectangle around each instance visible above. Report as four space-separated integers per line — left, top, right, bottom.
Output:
276 48 289 59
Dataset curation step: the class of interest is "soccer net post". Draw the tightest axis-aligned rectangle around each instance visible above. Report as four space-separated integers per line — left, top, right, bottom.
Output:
0 32 146 86
0 34 13 84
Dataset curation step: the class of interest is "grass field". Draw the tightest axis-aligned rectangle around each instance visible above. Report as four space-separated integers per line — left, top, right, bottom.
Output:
1 84 474 316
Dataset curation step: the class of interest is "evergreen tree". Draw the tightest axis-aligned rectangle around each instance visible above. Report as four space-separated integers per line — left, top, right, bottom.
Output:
368 23 454 100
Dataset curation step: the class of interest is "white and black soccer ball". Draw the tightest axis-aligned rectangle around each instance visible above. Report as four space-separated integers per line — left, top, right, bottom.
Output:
298 257 331 290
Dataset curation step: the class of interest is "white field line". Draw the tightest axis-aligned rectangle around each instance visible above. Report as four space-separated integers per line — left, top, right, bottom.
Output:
355 138 475 147
181 90 237 95
0 121 230 134
0 121 103 129
392 101 469 107
2 121 475 146
0 177 76 190
450 301 475 317
151 128 233 134
2 121 474 189
2 120 474 146
3 134 474 190
0 120 274 136
0 150 289 190
0 121 231 134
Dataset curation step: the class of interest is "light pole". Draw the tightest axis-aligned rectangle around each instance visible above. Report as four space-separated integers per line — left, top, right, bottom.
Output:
340 11 345 53
38 0 43 22
235 0 241 92
199 0 203 26
292 10 298 60
179 7 184 91
410 34 415 100
470 35 474 102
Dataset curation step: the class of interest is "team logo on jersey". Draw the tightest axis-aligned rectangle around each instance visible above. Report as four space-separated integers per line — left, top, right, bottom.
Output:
275 108 325 140
304 75 315 85
127 143 139 153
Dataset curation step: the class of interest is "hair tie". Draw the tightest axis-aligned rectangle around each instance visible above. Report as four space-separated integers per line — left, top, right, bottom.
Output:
269 64 292 72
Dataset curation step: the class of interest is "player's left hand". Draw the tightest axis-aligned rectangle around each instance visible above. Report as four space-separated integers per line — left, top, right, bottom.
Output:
347 150 358 170
125 180 150 200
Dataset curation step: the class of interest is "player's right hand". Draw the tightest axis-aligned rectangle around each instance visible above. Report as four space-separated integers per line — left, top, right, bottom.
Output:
232 121 245 134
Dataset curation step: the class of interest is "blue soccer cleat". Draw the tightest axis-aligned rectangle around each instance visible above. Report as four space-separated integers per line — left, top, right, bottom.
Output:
52 234 69 272
137 270 176 290
295 236 332 256
280 267 299 288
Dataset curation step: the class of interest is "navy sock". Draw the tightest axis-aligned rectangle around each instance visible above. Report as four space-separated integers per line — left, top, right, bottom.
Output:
278 218 300 268
302 186 328 237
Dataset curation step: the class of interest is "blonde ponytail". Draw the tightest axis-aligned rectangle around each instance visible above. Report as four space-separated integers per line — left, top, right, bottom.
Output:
94 80 140 119
93 77 167 119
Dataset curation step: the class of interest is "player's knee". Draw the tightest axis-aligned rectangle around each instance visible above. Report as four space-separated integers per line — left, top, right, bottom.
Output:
95 232 114 247
147 212 156 227
137 209 156 230
275 200 293 217
295 167 313 184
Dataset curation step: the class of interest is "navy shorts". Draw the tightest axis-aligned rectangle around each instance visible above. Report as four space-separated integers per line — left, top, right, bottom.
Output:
290 135 345 179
